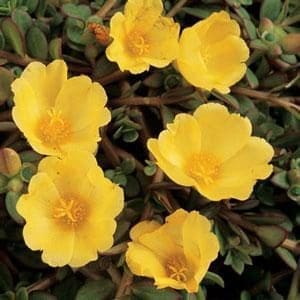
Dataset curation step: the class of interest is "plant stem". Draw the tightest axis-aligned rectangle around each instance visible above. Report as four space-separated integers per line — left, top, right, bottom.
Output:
102 242 128 256
0 122 17 131
100 128 121 167
166 0 189 17
97 0 118 18
27 273 57 293
281 239 300 255
231 86 300 112
114 270 133 299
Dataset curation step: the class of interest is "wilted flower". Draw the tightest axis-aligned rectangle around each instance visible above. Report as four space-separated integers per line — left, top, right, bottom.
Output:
17 150 124 267
176 11 249 94
148 103 274 201
106 0 180 74
126 209 219 293
12 60 111 157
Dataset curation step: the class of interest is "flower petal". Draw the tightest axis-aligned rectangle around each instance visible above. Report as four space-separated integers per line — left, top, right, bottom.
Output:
17 174 75 267
147 139 195 186
126 243 166 278
130 220 161 242
143 16 179 67
68 219 116 267
194 103 252 162
13 60 67 109
198 137 274 200
124 0 163 33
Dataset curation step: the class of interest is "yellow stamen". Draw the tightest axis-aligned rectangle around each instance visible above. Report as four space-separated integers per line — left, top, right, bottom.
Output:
38 108 71 147
165 256 188 282
127 31 150 56
187 153 220 185
53 197 86 227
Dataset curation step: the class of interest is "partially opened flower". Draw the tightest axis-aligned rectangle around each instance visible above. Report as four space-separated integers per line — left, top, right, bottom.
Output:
126 209 219 293
176 11 249 94
17 150 124 267
148 103 274 201
12 60 111 157
106 0 180 74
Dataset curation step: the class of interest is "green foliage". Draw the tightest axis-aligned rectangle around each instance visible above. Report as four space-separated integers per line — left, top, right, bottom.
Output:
0 0 299 299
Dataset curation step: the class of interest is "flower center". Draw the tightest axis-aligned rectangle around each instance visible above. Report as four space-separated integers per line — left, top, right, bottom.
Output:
53 198 86 227
165 256 188 282
127 31 149 56
187 153 220 185
39 108 71 147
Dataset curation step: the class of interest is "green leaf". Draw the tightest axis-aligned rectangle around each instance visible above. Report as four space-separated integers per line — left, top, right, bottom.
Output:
132 284 181 300
120 158 136 175
203 271 225 288
26 27 48 60
24 0 39 14
5 191 24 224
0 262 13 293
255 225 287 248
275 247 297 270
12 8 32 36
287 185 300 203
122 130 139 143
246 68 259 88
260 0 282 21
1 18 26 57
240 290 251 300
29 291 57 300
20 162 37 183
271 171 290 189
75 279 115 300
62 4 91 20
16 287 28 300
125 175 140 198
48 37 62 59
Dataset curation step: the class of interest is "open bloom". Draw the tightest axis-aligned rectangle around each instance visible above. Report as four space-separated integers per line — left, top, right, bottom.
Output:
106 0 180 74
17 150 124 267
126 209 219 293
176 11 249 94
148 103 274 201
12 60 111 157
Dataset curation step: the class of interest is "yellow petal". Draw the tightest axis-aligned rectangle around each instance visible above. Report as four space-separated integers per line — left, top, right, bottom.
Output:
40 229 74 267
13 60 67 109
176 27 209 89
17 174 75 267
147 139 195 186
206 36 249 87
130 220 161 242
124 0 163 33
160 113 202 163
138 227 182 259
198 137 273 200
197 11 240 43
107 12 149 73
182 211 219 263
143 16 179 68
126 243 166 278
154 276 188 291
193 103 252 162
38 151 96 197
68 219 116 267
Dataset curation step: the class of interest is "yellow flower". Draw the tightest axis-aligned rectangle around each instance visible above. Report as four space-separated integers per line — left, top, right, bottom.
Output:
16 150 124 267
106 0 180 74
126 209 219 293
147 103 274 201
176 11 249 94
11 60 111 157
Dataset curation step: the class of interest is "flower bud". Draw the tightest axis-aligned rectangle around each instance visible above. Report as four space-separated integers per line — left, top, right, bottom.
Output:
281 33 300 54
